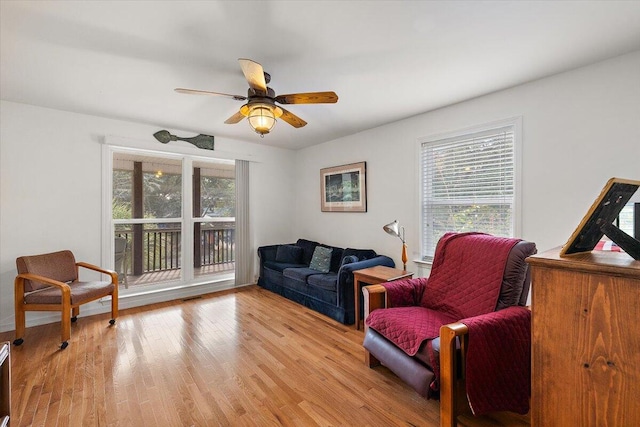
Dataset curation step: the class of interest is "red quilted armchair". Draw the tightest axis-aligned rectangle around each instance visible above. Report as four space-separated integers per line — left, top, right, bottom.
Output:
363 232 536 425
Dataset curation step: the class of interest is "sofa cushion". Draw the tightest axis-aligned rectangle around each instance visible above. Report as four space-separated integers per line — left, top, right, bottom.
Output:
25 280 115 305
420 232 518 320
366 306 457 356
17 250 78 292
296 239 319 265
343 248 377 261
307 273 338 291
275 244 303 264
309 246 332 273
263 260 307 273
324 246 344 272
283 267 320 282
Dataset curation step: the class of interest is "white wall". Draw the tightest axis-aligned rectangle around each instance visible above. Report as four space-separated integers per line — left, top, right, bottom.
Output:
2 50 639 332
0 101 297 332
294 50 640 273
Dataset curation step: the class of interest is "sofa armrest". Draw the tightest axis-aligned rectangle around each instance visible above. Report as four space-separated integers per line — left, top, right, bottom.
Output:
257 244 290 280
339 255 395 275
336 255 394 311
257 244 281 262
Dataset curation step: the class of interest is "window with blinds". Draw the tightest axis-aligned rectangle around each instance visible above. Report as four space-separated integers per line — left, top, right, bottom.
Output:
421 122 518 260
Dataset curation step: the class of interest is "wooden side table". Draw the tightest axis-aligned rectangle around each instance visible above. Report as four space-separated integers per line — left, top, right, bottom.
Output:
353 265 413 330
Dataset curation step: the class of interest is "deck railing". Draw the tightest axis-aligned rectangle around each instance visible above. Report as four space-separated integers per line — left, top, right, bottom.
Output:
116 223 235 275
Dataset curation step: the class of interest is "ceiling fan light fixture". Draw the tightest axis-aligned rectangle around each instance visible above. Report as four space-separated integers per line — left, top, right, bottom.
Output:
247 105 276 136
245 103 283 137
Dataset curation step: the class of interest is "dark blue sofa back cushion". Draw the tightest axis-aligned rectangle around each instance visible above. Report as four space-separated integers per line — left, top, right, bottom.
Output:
275 244 303 264
296 239 319 265
343 248 377 261
318 245 344 273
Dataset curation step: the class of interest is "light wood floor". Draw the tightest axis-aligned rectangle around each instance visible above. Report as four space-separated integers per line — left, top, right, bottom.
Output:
2 285 440 426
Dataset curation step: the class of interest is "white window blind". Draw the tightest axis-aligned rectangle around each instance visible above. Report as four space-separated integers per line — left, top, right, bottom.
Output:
421 124 516 260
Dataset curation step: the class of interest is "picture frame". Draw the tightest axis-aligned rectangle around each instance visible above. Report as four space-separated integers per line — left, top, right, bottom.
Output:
320 161 367 212
561 177 640 260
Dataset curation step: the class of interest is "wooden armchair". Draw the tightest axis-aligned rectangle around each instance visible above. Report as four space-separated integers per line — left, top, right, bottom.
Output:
362 233 535 426
14 250 118 349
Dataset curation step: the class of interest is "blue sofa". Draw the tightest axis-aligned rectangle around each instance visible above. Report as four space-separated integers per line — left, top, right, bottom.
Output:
257 238 395 324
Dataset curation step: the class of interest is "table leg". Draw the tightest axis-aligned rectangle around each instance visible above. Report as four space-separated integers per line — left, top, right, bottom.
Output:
354 277 361 330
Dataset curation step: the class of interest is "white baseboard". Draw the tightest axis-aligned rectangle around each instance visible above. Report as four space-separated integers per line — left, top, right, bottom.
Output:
0 279 252 333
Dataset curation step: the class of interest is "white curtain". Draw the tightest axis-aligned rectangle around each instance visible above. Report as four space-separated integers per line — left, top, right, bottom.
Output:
235 160 252 285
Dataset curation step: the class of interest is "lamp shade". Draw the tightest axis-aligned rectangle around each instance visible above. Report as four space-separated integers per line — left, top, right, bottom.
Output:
383 220 401 240
247 105 276 135
383 220 408 270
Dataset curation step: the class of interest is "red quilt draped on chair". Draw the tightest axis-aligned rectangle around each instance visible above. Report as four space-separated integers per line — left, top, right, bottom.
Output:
366 232 519 355
462 306 531 415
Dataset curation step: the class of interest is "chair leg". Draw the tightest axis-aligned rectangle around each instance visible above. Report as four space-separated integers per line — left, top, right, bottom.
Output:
110 283 118 325
365 349 380 368
71 306 79 322
61 303 71 348
14 278 26 346
14 304 25 346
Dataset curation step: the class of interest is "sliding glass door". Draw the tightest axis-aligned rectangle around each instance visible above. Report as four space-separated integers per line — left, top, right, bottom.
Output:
111 151 235 290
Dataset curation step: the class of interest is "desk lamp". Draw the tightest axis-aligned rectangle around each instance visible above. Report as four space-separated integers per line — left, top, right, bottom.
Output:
383 220 407 270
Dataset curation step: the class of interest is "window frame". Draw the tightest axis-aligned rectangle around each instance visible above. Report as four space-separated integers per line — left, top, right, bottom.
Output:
418 117 523 262
102 143 236 294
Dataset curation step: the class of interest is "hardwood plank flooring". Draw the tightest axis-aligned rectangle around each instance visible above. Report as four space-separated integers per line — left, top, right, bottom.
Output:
2 285 439 426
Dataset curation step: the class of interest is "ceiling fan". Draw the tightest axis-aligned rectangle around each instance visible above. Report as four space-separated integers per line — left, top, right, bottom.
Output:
175 58 339 137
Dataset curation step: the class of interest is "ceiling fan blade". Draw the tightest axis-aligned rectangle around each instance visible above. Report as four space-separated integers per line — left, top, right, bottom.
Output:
224 110 246 124
279 107 307 128
275 91 338 105
175 88 246 101
238 58 267 93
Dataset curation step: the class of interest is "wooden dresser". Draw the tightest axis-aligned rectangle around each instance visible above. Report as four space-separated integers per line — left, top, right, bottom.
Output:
527 248 640 427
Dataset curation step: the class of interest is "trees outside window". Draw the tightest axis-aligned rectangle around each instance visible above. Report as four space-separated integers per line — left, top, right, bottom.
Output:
111 152 235 287
421 119 521 260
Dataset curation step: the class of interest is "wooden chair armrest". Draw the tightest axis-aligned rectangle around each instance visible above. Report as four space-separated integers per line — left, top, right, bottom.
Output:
440 322 470 427
16 273 71 291
76 262 118 284
15 273 71 301
362 284 388 324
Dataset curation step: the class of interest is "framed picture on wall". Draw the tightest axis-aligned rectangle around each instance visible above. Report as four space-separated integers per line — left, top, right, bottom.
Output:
320 161 367 212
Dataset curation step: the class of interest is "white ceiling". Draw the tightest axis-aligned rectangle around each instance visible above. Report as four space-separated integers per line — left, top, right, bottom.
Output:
2 1 640 150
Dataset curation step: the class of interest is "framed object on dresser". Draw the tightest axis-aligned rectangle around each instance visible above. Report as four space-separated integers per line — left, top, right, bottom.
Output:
561 177 640 260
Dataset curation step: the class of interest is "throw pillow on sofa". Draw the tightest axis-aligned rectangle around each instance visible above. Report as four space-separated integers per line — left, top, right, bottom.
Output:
275 245 303 264
309 246 333 273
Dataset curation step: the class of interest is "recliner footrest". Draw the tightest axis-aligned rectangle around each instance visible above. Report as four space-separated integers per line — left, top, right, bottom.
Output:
363 328 434 397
